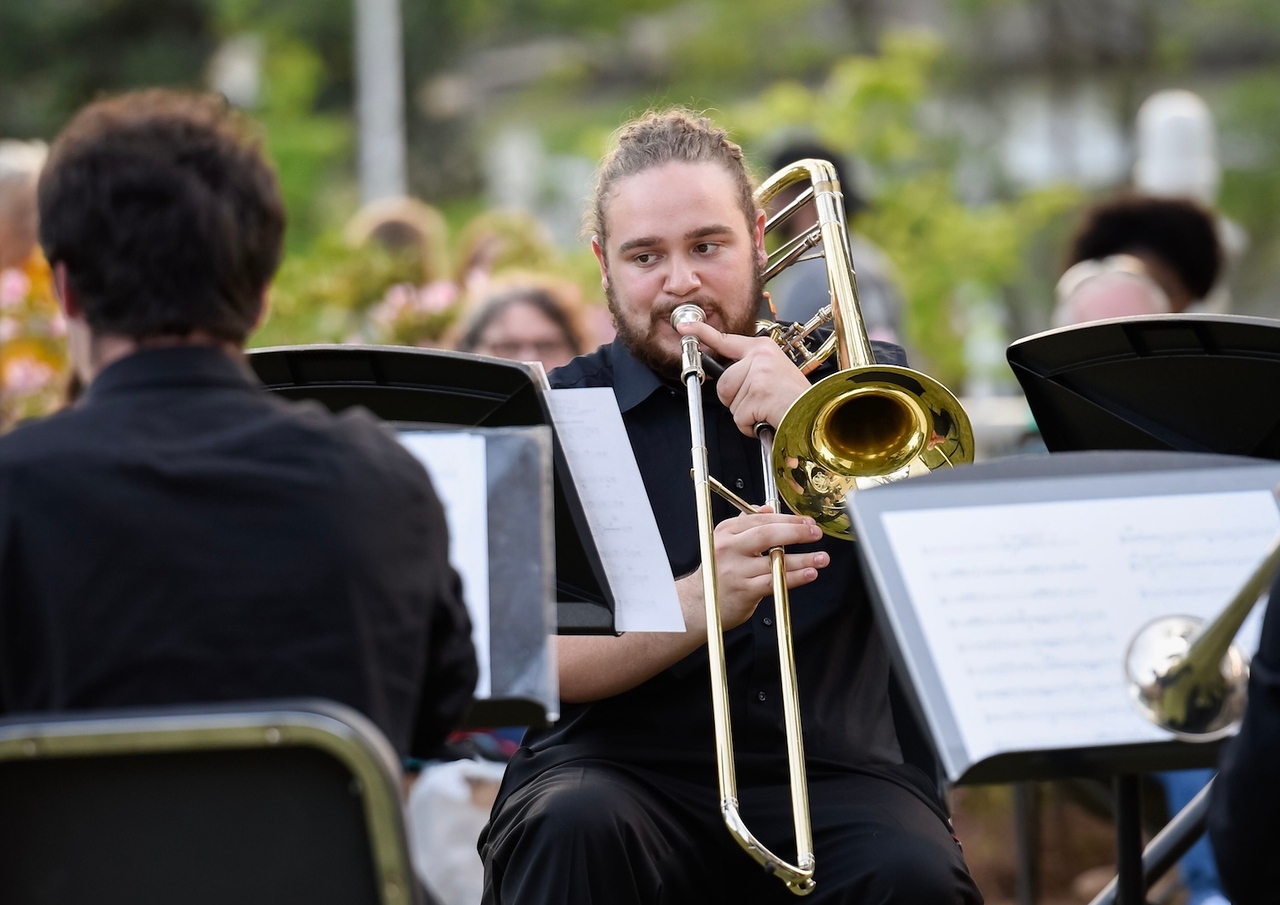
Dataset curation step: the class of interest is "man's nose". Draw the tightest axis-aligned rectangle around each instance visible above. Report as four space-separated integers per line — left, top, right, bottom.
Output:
663 255 701 296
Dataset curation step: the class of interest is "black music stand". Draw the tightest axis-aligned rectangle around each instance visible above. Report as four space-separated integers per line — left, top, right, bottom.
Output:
1007 313 1280 460
248 344 616 635
848 451 1280 905
1003 314 1280 902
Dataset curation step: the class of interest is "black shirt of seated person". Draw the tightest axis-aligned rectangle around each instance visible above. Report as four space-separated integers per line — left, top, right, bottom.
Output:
480 336 982 905
1208 569 1280 904
0 345 477 760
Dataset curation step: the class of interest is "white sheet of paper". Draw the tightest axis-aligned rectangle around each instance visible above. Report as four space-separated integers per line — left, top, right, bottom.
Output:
546 388 685 632
882 489 1279 767
398 432 492 697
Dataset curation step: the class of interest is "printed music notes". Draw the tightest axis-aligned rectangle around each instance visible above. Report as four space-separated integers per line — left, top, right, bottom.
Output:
881 489 1279 771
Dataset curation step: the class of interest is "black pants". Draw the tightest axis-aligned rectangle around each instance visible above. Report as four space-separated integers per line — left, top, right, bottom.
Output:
481 760 983 905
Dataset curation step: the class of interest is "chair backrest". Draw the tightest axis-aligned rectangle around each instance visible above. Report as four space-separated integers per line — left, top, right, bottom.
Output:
0 699 419 905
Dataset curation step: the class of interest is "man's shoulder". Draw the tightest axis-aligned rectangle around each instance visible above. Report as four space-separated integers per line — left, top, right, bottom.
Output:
270 396 430 489
0 406 94 468
549 344 615 389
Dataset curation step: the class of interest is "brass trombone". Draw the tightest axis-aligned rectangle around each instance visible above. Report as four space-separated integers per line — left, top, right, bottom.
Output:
755 161 975 539
1126 529 1280 740
671 159 974 895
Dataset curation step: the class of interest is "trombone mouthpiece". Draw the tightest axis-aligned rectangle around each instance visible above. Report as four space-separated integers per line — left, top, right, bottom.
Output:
670 304 706 329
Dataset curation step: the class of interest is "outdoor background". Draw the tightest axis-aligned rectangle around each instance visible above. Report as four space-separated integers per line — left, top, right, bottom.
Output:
2 1 1278 900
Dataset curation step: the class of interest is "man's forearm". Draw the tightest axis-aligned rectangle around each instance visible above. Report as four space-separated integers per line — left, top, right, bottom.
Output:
557 572 708 702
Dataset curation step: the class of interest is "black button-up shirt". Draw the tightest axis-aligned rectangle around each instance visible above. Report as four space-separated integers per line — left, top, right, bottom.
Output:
508 337 918 791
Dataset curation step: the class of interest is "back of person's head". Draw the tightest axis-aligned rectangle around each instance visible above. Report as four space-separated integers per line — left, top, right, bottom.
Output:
767 140 865 214
1064 194 1221 311
38 89 285 344
589 108 756 252
344 196 449 285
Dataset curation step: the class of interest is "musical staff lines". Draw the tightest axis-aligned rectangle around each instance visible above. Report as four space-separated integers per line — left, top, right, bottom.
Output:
882 489 1280 766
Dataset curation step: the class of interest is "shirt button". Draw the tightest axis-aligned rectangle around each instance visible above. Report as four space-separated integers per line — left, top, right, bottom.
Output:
757 691 767 702
763 617 774 627
735 478 745 489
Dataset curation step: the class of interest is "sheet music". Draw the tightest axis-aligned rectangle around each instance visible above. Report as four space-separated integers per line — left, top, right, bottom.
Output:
882 490 1279 768
397 432 492 697
546 388 685 632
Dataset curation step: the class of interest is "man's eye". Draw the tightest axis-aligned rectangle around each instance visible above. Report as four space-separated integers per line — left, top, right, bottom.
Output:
695 243 720 254
633 253 655 265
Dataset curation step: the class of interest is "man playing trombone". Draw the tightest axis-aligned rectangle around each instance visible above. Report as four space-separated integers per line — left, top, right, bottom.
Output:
479 108 981 904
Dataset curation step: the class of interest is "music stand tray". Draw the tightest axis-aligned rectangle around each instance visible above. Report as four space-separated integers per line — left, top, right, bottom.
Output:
1007 314 1280 459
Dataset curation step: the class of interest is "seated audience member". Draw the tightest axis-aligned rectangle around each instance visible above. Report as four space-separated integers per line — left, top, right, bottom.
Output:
1208 568 1280 904
1051 254 1174 326
453 276 588 372
0 89 477 760
1053 194 1221 327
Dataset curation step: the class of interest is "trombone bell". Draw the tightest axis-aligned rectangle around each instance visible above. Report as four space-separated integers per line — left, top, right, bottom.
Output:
1126 615 1250 741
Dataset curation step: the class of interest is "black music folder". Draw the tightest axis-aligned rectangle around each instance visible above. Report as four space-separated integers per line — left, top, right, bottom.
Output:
1006 313 1280 459
847 450 1280 786
248 344 617 635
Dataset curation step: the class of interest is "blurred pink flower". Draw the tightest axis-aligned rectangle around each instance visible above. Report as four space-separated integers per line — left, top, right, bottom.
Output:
2 356 55 397
0 268 31 310
0 316 18 343
417 279 459 313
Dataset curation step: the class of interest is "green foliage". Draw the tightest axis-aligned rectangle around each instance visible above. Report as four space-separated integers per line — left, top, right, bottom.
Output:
254 233 424 348
0 0 217 138
728 33 1082 386
252 38 354 253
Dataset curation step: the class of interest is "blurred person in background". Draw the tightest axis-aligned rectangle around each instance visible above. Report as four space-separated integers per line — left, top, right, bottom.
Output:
347 195 464 348
1052 193 1222 327
453 275 589 372
763 139 905 349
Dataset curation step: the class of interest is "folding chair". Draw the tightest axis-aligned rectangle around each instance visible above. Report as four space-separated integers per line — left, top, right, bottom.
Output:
0 698 421 905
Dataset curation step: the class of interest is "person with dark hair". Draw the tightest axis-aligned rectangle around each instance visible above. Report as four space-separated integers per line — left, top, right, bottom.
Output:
478 108 981 905
454 279 587 372
0 89 478 761
763 139 905 347
1059 193 1222 319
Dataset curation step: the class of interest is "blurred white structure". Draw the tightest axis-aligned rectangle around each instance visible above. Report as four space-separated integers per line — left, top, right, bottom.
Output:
1133 89 1220 204
1133 88 1245 314
355 0 408 204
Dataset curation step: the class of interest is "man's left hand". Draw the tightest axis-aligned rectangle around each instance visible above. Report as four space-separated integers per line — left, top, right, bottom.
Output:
677 320 809 437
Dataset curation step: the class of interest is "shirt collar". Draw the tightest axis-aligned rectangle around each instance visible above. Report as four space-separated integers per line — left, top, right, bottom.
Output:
82 346 259 402
609 337 672 413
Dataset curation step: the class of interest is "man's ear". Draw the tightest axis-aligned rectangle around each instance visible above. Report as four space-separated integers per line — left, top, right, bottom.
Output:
591 236 609 291
252 288 271 333
753 208 768 270
52 261 83 320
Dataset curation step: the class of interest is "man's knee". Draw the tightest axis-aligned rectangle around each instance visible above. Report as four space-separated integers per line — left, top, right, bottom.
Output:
853 832 978 904
492 768 649 849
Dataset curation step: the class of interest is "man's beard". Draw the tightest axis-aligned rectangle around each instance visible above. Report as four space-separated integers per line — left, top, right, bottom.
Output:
605 265 764 380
